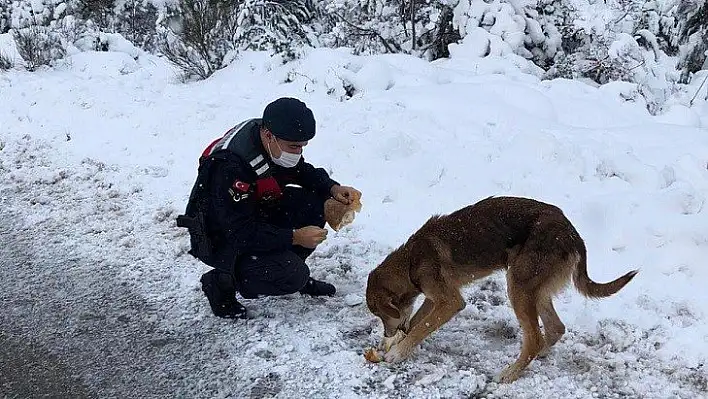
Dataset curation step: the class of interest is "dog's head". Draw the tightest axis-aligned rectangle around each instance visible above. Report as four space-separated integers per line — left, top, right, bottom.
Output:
366 249 415 337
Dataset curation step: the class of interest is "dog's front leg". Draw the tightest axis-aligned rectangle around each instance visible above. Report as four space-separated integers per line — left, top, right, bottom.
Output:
403 298 434 334
398 303 414 334
381 298 433 356
385 293 466 363
378 303 416 352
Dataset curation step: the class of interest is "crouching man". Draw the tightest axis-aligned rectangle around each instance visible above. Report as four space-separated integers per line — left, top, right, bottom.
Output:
178 97 360 318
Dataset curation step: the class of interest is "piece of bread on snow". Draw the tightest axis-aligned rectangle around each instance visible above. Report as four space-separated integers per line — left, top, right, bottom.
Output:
363 347 382 363
325 192 362 231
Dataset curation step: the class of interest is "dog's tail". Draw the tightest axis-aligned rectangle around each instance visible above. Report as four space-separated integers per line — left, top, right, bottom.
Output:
573 248 638 299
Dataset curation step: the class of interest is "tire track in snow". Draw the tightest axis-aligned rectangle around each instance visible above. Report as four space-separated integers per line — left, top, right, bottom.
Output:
0 136 237 398
0 207 95 399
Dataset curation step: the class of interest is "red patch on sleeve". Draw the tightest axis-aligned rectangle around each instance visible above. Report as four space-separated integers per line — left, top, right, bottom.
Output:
232 180 250 192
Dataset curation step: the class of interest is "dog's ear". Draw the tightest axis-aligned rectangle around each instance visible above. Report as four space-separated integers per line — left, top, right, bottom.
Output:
380 301 400 319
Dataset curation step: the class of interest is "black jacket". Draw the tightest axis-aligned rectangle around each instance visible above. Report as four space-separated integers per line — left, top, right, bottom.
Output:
204 121 338 270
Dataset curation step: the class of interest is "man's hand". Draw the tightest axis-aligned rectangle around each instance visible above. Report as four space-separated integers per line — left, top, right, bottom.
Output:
293 226 328 248
330 185 361 205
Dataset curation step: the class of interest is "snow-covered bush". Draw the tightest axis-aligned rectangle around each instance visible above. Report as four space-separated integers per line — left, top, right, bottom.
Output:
608 32 681 113
158 0 318 80
451 0 563 67
156 0 238 80
12 25 66 71
5 0 104 56
73 0 158 50
0 51 14 70
8 0 70 29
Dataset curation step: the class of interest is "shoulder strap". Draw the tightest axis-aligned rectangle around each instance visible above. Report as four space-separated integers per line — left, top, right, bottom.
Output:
205 118 272 179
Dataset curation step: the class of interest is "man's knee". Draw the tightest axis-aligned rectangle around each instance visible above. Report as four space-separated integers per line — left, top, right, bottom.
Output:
236 251 310 297
280 255 310 294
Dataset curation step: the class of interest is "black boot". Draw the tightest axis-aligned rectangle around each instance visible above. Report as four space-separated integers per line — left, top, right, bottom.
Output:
200 270 248 319
299 277 336 297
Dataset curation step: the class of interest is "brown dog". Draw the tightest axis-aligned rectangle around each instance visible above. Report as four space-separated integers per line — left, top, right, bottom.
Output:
365 196 638 383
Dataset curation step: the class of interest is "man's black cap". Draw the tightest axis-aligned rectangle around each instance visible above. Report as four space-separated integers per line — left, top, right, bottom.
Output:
262 97 316 141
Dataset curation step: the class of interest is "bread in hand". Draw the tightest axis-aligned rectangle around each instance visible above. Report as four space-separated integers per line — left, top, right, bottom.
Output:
325 192 362 231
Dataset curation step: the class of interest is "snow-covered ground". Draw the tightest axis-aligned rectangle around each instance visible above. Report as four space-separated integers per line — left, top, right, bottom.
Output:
1 34 708 398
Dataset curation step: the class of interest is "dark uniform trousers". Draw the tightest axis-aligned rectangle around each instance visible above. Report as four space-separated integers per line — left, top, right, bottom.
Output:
234 185 326 299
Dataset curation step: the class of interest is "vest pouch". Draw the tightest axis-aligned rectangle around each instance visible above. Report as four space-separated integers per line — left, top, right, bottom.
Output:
255 176 283 202
177 211 214 266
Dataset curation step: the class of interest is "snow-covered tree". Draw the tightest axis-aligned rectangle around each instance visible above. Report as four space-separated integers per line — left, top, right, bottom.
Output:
315 0 461 60
234 0 316 59
636 0 681 56
115 0 158 50
156 0 239 80
1 1 10 33
157 0 319 80
315 0 404 55
73 0 114 28
676 0 707 81
8 0 70 28
452 0 563 67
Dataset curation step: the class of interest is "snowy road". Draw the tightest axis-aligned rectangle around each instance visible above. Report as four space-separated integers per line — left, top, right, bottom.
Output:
0 185 198 397
0 206 93 398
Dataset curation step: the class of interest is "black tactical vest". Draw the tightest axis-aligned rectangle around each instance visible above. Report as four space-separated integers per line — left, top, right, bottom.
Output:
177 118 275 269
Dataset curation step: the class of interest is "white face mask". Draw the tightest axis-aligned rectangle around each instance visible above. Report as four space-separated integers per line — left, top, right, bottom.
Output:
268 138 301 168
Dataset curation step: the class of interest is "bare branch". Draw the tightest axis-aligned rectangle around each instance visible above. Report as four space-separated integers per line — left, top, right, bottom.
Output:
332 12 402 54
690 74 708 106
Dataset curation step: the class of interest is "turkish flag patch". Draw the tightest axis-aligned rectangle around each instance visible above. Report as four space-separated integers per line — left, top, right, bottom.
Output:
232 180 250 192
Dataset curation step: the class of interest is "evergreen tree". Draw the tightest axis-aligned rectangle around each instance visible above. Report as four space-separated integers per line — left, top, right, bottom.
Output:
235 0 315 59
1 1 10 33
115 0 158 50
74 0 115 28
676 0 707 81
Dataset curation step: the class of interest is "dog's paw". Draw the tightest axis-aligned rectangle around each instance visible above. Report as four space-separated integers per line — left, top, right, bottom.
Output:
378 330 406 352
496 364 523 384
383 342 412 363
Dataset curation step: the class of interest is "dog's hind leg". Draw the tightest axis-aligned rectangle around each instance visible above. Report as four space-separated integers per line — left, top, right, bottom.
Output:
537 296 565 358
497 274 544 384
